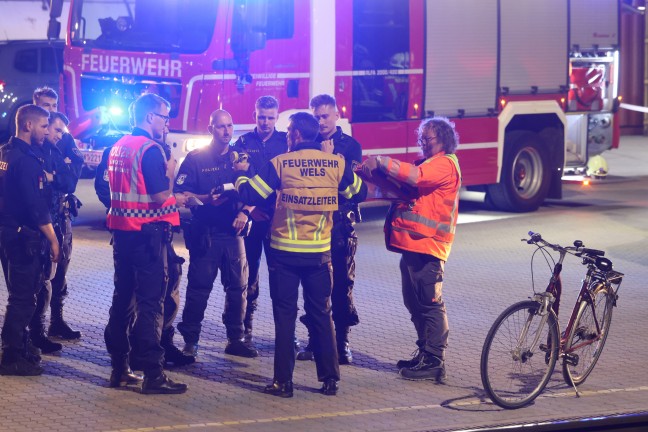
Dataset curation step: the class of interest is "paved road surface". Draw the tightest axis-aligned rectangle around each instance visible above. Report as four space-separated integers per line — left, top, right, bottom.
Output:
1 137 647 432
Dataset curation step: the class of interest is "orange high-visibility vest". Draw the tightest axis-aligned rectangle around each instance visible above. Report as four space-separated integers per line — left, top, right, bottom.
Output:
384 153 461 261
106 135 179 231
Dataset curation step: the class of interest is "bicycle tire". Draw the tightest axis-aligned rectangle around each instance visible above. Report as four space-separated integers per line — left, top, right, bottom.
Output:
481 300 560 409
562 283 614 386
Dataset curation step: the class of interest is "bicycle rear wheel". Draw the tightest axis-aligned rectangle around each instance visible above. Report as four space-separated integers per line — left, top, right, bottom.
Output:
481 300 559 409
562 283 614 386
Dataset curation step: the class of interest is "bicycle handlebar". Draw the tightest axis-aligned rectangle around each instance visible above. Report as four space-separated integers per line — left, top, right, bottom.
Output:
526 230 615 273
527 231 603 255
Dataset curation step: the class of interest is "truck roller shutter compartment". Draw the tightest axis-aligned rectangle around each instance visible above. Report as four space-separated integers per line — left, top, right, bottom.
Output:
423 0 498 118
499 0 568 95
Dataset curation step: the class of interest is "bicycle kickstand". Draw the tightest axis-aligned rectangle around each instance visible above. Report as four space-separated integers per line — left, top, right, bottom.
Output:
570 379 580 398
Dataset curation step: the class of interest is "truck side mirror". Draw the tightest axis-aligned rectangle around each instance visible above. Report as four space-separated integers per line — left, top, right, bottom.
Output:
47 18 61 40
231 0 268 53
49 0 64 18
48 0 63 39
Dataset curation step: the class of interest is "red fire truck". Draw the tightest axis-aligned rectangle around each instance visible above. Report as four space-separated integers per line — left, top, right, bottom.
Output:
47 0 620 212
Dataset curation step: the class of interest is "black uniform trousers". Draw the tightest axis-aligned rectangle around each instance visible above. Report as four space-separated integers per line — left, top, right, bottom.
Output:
399 251 449 359
242 218 270 334
330 214 360 329
161 243 183 348
0 227 45 360
268 251 339 384
126 242 183 364
178 230 248 344
104 229 167 377
30 215 73 333
50 215 73 311
300 215 359 345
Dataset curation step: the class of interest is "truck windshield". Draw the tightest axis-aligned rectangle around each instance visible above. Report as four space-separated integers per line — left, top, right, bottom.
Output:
70 0 218 54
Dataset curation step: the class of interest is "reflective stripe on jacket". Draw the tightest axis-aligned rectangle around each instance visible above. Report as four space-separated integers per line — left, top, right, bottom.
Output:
236 145 364 253
106 135 179 231
381 153 461 261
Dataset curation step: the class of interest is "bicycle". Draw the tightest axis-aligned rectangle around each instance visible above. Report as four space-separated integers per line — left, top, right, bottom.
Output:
480 231 623 409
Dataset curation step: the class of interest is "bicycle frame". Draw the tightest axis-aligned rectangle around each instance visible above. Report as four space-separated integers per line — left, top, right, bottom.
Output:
506 246 568 366
561 271 601 353
513 296 551 363
545 247 566 318
544 253 612 356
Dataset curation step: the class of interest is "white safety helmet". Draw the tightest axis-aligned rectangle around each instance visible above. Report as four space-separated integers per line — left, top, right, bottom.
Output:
586 155 608 178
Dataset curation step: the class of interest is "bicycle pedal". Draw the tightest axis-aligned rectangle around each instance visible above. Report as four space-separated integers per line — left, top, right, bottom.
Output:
539 344 551 352
564 353 579 366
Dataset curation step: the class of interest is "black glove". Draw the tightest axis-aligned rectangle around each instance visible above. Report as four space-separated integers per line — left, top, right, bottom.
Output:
66 194 83 218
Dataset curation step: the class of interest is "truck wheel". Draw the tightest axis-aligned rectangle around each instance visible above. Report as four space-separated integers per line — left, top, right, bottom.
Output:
486 131 550 212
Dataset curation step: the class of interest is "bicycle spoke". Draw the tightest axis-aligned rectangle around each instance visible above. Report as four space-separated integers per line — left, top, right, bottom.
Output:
562 286 613 386
481 301 559 409
484 232 621 405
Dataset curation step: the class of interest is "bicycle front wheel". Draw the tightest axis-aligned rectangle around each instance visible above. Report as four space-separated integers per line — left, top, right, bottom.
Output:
562 283 614 386
481 300 560 409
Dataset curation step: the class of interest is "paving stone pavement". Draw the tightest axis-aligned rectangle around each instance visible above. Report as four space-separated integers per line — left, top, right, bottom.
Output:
1 137 647 432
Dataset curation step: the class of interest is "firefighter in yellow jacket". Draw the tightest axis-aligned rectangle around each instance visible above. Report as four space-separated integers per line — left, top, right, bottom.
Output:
362 117 461 383
235 112 367 397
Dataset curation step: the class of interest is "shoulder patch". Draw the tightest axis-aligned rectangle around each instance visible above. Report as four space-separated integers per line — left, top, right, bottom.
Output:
102 169 109 182
176 174 187 185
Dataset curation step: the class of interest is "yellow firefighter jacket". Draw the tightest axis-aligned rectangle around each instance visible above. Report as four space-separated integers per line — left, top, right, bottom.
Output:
236 141 366 253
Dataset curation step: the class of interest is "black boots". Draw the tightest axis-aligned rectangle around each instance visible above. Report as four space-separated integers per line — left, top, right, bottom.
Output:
264 380 294 398
48 320 82 340
49 306 81 340
160 329 195 367
337 326 353 365
338 342 353 365
263 379 337 397
109 368 144 388
163 344 196 367
397 341 425 369
0 351 43 376
399 351 447 383
297 314 314 361
320 378 338 396
141 373 188 395
296 342 313 361
224 339 259 358
182 343 199 358
297 326 354 364
397 349 423 369
49 319 81 340
30 330 63 354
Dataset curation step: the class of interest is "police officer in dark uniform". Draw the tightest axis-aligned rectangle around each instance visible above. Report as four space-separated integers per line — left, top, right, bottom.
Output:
28 112 82 354
94 105 194 368
231 95 287 348
105 93 187 394
33 87 84 341
297 94 363 364
235 112 367 397
95 146 112 209
174 109 257 359
0 104 60 376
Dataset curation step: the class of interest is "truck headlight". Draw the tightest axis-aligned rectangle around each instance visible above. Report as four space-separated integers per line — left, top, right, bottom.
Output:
184 138 211 152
